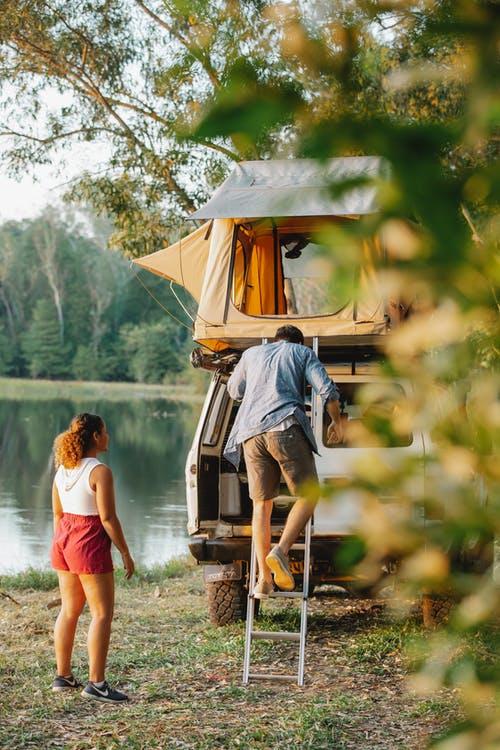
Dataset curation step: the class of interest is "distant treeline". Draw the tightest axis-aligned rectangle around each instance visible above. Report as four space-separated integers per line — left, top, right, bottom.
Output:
0 210 194 383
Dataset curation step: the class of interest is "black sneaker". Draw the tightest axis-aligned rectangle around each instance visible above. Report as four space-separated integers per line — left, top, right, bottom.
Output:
81 681 129 703
52 674 82 692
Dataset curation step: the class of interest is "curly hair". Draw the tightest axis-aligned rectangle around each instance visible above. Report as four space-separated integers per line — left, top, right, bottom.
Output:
53 413 104 469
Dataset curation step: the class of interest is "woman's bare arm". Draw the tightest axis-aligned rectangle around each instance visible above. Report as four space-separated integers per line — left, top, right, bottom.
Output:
52 481 63 532
92 465 135 579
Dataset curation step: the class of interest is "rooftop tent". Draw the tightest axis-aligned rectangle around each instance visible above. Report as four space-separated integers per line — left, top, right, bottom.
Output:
134 157 391 352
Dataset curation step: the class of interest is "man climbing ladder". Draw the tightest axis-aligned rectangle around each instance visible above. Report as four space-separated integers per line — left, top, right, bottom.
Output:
224 325 343 604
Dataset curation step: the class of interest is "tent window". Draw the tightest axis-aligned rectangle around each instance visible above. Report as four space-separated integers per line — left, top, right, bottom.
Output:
281 233 333 315
231 222 352 317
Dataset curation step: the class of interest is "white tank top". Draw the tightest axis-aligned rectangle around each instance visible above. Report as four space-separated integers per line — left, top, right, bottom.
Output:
55 457 102 516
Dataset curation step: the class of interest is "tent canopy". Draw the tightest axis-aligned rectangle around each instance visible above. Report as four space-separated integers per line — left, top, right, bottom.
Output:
190 157 387 220
133 221 212 303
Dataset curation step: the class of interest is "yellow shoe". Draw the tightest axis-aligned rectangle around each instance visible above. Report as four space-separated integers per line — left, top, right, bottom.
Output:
266 546 295 591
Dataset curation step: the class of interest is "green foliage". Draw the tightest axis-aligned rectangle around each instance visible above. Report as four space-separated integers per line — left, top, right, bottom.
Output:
0 324 15 374
0 1 498 746
193 57 303 150
0 211 194 383
71 343 100 381
120 318 189 383
122 555 195 585
188 2 500 747
0 567 58 591
0 0 276 253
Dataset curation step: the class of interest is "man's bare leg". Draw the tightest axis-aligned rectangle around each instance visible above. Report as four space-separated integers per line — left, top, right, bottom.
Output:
278 495 317 556
252 498 274 582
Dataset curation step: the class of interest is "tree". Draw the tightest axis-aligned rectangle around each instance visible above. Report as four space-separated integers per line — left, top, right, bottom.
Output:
80 242 129 358
22 297 70 378
32 211 67 341
0 0 444 255
0 211 195 381
0 221 44 374
0 321 15 375
0 0 288 254
71 343 98 381
0 229 17 345
120 318 189 383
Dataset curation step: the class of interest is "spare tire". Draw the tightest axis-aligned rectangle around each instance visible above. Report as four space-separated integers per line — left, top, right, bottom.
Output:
205 578 249 626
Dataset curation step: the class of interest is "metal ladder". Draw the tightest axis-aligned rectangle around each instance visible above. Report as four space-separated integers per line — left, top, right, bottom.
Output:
242 515 312 686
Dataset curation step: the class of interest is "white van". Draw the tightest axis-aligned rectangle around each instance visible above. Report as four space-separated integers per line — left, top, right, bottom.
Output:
134 158 491 625
184 347 429 625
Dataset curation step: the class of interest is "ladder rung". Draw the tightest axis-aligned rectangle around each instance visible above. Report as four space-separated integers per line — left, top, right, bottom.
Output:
251 630 300 642
247 672 298 682
269 590 304 599
290 542 306 550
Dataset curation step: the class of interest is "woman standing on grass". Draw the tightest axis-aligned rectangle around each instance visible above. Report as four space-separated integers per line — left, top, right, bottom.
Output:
50 412 135 704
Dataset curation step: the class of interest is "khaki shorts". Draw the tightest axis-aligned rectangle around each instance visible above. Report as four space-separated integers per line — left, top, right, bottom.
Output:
243 424 319 502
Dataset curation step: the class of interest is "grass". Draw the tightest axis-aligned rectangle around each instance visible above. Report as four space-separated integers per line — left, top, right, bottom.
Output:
0 567 59 591
0 558 191 592
0 558 482 750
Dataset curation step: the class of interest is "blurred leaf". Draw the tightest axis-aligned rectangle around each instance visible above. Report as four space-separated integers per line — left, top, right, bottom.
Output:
194 57 303 144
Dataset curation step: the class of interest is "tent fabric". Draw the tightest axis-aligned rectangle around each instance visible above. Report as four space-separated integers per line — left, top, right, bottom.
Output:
133 217 388 352
233 227 287 316
190 157 387 220
133 220 212 303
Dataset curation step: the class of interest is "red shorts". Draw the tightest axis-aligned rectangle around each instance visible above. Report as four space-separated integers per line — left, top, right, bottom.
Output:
51 513 113 575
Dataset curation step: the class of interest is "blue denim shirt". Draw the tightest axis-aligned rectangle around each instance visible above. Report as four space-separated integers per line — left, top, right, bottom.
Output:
224 340 340 468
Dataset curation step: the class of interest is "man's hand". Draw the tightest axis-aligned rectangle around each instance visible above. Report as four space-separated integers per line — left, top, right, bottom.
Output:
325 399 344 444
326 419 344 445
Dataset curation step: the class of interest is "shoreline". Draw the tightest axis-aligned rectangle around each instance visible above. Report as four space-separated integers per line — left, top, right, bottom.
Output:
0 376 206 402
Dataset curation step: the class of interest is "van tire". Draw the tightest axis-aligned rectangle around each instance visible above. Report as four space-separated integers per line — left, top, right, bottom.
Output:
421 593 454 628
205 579 249 626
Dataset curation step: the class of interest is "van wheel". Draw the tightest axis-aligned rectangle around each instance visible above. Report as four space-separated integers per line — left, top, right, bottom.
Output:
205 579 249 626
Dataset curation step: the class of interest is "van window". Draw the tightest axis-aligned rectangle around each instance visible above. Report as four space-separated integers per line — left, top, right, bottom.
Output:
202 384 230 446
324 381 413 448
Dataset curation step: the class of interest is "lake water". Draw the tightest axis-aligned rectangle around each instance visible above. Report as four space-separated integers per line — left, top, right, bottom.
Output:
0 394 202 574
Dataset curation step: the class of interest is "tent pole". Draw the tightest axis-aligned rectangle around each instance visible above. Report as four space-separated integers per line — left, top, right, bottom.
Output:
272 223 279 315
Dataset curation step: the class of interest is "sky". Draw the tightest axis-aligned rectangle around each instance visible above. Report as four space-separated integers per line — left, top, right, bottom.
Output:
0 118 110 223
0 169 66 222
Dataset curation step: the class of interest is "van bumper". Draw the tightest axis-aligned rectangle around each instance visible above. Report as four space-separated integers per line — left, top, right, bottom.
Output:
188 535 348 565
188 537 252 563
